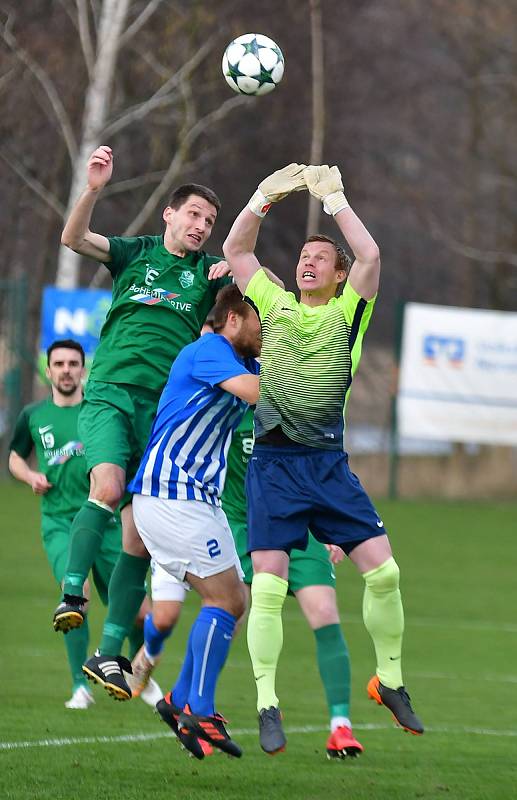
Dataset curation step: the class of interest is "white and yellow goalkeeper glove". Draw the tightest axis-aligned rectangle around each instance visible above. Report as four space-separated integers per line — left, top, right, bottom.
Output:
248 163 307 217
304 165 349 215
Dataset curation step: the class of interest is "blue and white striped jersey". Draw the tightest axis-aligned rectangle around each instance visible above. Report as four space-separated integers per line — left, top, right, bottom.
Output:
128 333 259 505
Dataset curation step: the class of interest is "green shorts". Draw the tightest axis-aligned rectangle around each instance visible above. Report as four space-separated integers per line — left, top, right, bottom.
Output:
228 517 336 592
79 381 160 482
41 512 122 604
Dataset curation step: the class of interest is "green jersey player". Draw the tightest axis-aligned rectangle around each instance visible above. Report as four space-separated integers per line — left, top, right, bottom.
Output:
9 340 122 709
53 145 231 701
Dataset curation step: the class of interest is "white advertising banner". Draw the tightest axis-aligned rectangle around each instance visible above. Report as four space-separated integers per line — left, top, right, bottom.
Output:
397 303 517 445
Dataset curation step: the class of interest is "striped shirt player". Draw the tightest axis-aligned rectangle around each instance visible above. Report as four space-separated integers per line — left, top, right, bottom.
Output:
129 333 259 510
128 285 261 760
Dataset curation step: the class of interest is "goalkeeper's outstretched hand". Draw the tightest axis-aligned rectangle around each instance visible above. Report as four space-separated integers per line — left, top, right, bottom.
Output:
304 165 349 216
248 163 307 217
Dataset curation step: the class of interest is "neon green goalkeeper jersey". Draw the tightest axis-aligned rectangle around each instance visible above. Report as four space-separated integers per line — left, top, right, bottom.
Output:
89 236 230 393
244 269 375 450
9 398 89 516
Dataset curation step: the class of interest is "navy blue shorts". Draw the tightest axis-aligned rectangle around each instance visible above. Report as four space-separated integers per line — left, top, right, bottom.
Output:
246 444 386 556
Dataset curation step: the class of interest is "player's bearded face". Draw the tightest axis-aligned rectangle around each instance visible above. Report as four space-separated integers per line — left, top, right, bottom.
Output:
164 196 217 253
235 311 262 358
46 349 84 397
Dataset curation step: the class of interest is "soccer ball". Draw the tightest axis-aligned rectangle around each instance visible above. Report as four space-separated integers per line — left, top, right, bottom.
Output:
222 33 284 96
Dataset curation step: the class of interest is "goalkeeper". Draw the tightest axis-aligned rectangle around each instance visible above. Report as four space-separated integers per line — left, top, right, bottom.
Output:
222 163 424 754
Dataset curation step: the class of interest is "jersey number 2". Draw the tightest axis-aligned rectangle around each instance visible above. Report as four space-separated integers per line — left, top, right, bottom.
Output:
207 539 221 559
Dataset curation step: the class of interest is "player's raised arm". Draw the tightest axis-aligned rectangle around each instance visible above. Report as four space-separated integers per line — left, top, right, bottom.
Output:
61 146 113 263
223 163 307 293
304 165 380 300
218 373 260 404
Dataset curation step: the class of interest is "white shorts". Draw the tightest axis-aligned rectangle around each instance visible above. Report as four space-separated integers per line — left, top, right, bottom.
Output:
133 494 244 583
150 560 188 602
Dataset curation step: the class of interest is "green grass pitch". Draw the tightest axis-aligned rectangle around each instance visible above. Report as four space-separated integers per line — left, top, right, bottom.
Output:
1 481 516 800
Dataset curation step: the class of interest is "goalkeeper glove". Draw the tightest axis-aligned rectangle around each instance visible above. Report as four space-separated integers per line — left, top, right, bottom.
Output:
303 165 349 215
248 163 307 217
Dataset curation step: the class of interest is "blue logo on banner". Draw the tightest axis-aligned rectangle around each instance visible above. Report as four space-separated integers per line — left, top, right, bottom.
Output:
423 334 465 366
40 287 112 356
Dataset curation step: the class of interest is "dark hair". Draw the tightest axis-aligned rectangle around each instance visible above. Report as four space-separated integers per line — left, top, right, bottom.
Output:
203 307 216 330
166 183 221 214
46 339 85 366
212 284 252 333
305 234 351 275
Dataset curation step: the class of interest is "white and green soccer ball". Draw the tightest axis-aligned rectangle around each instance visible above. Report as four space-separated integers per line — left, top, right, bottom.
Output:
222 33 284 96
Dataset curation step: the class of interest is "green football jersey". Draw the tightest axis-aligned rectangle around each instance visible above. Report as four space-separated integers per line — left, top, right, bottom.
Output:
244 269 375 450
9 398 89 516
221 407 254 522
90 236 230 392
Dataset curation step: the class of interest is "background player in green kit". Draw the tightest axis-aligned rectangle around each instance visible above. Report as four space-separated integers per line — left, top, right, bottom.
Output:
53 145 231 700
9 340 123 709
223 163 424 754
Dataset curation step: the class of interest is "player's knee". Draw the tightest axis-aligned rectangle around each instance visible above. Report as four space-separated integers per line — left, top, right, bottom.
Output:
123 531 149 557
90 469 125 509
310 599 340 628
222 584 247 619
363 556 400 594
153 606 181 631
228 589 247 619
90 484 123 509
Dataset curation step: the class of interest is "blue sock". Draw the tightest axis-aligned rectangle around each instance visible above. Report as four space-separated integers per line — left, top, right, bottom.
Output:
187 606 236 716
144 612 172 659
171 626 195 709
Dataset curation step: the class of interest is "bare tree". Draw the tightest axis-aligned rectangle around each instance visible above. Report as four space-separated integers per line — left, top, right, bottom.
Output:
306 0 325 237
57 0 131 287
1 1 246 288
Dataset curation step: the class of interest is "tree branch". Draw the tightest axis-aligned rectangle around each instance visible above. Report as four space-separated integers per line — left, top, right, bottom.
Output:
101 34 216 138
0 65 17 95
126 40 171 79
1 11 78 162
119 0 163 46
102 170 167 196
75 0 96 79
56 0 79 30
0 148 65 218
429 211 517 269
124 94 247 236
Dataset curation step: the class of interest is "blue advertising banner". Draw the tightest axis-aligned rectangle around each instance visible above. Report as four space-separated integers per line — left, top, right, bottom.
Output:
39 287 111 377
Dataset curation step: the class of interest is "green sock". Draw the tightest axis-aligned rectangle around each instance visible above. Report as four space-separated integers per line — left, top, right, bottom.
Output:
247 572 288 711
64 615 90 690
127 623 144 661
314 623 351 720
362 557 404 689
63 502 114 597
99 552 149 656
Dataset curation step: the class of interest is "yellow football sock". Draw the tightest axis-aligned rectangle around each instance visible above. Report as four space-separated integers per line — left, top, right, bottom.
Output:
362 557 404 689
247 572 288 711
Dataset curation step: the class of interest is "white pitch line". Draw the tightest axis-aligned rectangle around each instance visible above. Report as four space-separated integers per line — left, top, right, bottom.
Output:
2 722 517 751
